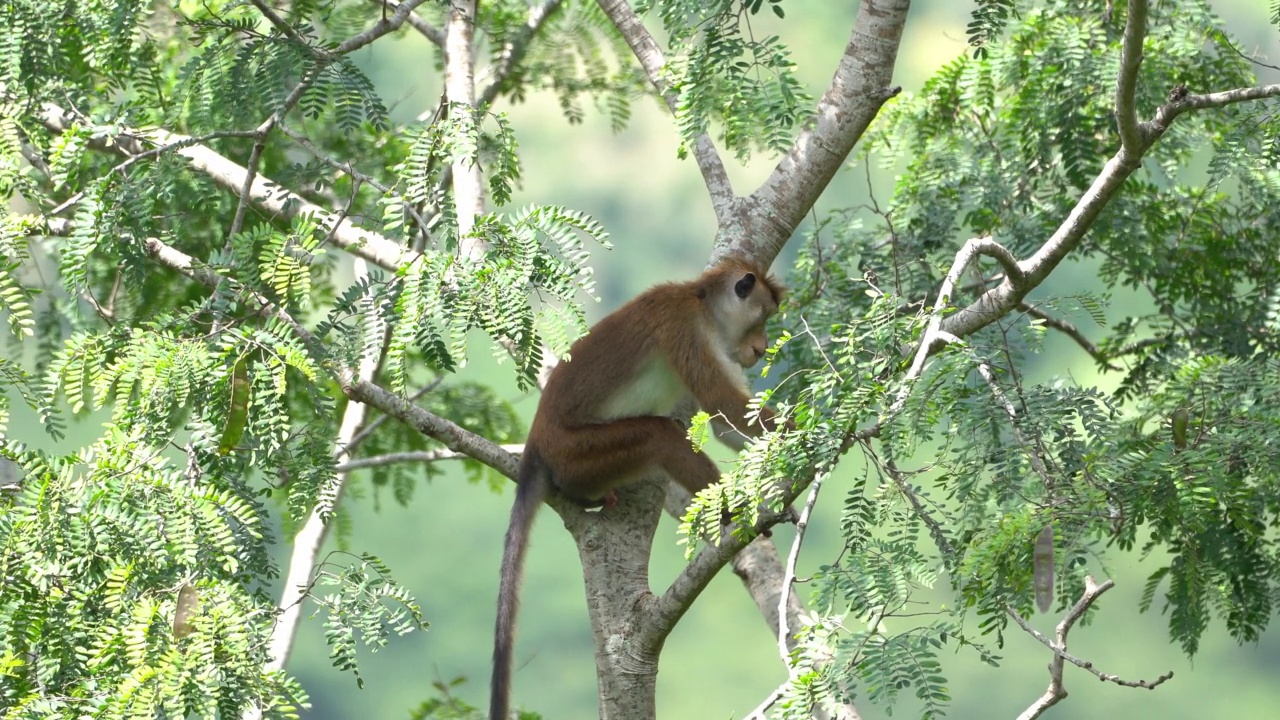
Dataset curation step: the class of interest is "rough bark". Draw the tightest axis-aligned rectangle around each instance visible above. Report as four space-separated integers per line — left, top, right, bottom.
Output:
563 477 668 720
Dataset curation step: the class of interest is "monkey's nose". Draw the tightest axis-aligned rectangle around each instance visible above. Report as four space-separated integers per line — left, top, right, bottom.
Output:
753 346 765 359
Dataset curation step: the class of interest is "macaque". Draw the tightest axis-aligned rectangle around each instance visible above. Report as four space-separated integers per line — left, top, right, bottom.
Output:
490 259 785 720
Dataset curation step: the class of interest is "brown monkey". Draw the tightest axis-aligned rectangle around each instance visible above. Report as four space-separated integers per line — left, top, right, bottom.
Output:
490 259 785 720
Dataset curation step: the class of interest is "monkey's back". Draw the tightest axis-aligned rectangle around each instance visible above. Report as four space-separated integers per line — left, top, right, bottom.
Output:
534 282 694 430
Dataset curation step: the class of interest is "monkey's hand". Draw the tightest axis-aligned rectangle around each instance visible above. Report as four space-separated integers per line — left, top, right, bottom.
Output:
720 503 798 538
720 507 781 538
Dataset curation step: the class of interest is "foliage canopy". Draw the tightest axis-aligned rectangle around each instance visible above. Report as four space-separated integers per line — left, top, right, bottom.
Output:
0 0 1278 719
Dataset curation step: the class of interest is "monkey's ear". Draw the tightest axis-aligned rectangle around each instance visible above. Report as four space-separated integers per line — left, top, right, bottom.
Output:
734 272 757 299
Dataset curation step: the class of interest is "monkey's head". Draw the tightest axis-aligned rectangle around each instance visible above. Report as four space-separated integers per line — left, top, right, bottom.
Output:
702 262 783 367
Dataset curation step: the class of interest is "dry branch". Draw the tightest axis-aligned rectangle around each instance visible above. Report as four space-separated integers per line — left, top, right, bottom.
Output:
1009 576 1174 720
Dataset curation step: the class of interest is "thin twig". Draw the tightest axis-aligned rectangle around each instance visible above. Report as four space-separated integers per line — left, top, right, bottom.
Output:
369 0 444 45
743 682 788 720
479 0 565 107
776 470 826 660
1215 29 1280 73
275 122 436 240
593 0 735 215
1009 576 1174 720
336 444 525 472
976 362 1052 488
1017 302 1118 371
881 456 954 557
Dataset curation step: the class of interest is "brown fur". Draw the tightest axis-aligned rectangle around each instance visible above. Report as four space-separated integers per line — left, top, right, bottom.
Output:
490 260 783 720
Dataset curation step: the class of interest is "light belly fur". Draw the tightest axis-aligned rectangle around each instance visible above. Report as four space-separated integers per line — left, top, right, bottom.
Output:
598 356 687 420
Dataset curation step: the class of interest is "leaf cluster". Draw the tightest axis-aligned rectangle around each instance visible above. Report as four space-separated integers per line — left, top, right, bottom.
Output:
755 1 1280 716
636 0 812 159
0 432 307 718
0 0 626 712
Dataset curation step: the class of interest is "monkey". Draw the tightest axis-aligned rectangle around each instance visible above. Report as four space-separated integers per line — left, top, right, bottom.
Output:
490 259 785 720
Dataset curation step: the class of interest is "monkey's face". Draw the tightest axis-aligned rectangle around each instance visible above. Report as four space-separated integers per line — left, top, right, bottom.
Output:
735 323 769 367
718 269 781 367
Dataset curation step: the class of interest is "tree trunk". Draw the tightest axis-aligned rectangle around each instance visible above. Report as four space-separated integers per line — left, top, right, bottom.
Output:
562 476 668 720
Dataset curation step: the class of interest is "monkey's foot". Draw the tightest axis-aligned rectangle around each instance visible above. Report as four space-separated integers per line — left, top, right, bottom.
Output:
568 490 619 512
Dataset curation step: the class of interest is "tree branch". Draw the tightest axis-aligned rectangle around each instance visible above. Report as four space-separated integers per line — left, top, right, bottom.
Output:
593 0 735 218
339 379 518 477
776 471 825 661
1017 302 1117 370
127 232 518 477
940 77 1280 341
478 0 565 107
1114 0 1148 154
370 0 445 46
976 362 1052 488
739 0 908 262
38 104 419 271
236 0 433 239
658 479 860 720
1010 576 1174 720
261 259 383 685
334 0 436 54
335 444 524 473
445 0 485 253
276 122 435 239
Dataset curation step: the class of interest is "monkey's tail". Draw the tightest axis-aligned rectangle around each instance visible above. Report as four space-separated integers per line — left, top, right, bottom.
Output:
491 449 548 720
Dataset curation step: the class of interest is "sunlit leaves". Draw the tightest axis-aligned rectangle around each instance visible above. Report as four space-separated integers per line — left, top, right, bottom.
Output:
313 553 427 689
0 435 309 717
637 0 811 159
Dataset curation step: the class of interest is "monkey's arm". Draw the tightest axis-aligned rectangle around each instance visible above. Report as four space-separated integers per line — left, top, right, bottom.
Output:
672 331 781 438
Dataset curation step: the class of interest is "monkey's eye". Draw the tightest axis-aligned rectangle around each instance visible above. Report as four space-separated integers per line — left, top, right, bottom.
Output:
734 273 756 299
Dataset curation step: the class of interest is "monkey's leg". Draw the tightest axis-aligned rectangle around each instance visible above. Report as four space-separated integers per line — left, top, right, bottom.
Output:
550 417 721 503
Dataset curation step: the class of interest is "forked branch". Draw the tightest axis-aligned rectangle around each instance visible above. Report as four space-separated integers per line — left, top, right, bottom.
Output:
1009 576 1174 720
656 43 1280 672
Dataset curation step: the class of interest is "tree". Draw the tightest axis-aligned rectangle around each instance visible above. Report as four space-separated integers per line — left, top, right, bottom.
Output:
0 0 1278 719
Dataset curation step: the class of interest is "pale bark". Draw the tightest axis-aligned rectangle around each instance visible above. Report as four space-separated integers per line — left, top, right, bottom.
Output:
38 103 419 271
445 0 485 251
726 0 910 264
1010 576 1174 720
263 259 383 677
563 477 668 720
